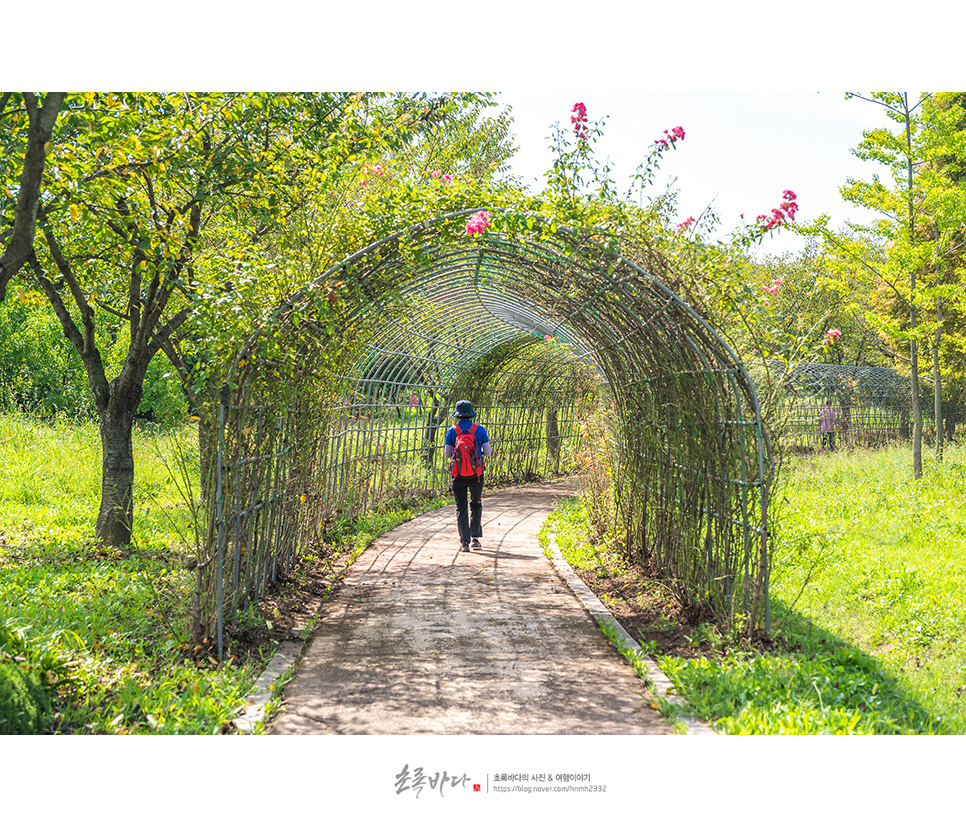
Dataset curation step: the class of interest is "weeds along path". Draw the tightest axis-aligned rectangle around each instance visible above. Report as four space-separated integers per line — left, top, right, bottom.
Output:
268 480 673 735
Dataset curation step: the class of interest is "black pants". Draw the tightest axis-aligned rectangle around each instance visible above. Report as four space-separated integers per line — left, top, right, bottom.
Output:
452 474 484 544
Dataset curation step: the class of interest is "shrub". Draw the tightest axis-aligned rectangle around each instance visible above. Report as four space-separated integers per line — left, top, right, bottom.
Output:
0 661 52 734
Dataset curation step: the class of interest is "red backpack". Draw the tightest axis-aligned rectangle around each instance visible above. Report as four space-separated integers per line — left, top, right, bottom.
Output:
451 423 484 479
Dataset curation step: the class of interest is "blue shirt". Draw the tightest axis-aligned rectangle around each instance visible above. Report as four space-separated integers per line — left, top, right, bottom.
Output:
444 420 489 455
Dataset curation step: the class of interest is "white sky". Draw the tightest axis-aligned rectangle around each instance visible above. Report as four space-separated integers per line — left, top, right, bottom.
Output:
495 91 890 259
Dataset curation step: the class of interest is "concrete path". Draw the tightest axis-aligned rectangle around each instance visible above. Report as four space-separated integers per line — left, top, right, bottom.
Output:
267 480 673 735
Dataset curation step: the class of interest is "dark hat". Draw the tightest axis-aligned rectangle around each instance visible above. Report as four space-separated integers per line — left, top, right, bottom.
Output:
451 400 477 419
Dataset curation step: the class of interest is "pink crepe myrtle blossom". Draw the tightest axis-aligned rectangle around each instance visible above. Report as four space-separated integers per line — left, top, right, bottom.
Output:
431 169 442 179
442 174 453 183
465 210 492 235
571 102 589 141
654 125 685 152
757 189 799 232
825 328 842 345
411 394 419 406
675 216 696 233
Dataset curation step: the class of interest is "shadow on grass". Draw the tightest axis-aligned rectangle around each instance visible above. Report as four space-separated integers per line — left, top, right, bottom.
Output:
661 598 955 735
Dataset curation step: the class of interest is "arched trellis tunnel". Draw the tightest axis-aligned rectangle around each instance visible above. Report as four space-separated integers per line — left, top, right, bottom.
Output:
201 209 773 655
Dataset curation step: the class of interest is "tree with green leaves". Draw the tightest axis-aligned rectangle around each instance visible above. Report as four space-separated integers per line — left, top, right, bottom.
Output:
804 92 966 475
9 92 486 547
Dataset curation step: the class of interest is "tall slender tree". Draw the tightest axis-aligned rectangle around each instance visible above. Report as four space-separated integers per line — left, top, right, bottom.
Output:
807 92 966 477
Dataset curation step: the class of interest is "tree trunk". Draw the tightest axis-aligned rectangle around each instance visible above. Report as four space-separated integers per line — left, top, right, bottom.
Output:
933 308 944 463
96 402 138 547
0 93 66 301
911 339 923 479
905 94 923 480
546 408 560 464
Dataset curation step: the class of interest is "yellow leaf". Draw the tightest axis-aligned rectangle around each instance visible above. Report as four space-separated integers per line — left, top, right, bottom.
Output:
69 204 80 223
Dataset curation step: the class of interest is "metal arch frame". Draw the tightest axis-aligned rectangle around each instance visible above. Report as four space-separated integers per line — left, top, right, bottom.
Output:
206 209 774 654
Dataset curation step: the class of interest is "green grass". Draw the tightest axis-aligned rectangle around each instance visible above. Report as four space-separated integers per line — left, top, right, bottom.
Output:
0 413 261 734
764 444 966 733
0 412 461 734
544 445 966 734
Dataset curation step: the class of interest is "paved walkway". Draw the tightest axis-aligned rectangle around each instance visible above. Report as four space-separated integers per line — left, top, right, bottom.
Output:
267 480 674 735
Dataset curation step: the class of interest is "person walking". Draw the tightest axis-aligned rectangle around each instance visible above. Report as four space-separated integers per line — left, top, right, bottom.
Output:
819 399 837 452
444 400 491 552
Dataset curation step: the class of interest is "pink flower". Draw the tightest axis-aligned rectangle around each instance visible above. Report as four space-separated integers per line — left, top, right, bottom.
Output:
372 165 383 176
757 189 799 232
465 210 492 235
655 126 685 151
571 102 589 140
675 216 696 233
411 394 419 406
825 328 842 344
442 174 453 183
544 334 553 341
431 169 441 179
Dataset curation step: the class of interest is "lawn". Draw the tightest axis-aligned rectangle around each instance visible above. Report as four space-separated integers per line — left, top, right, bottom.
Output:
765 444 966 732
0 413 264 733
0 412 448 734
545 443 966 733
